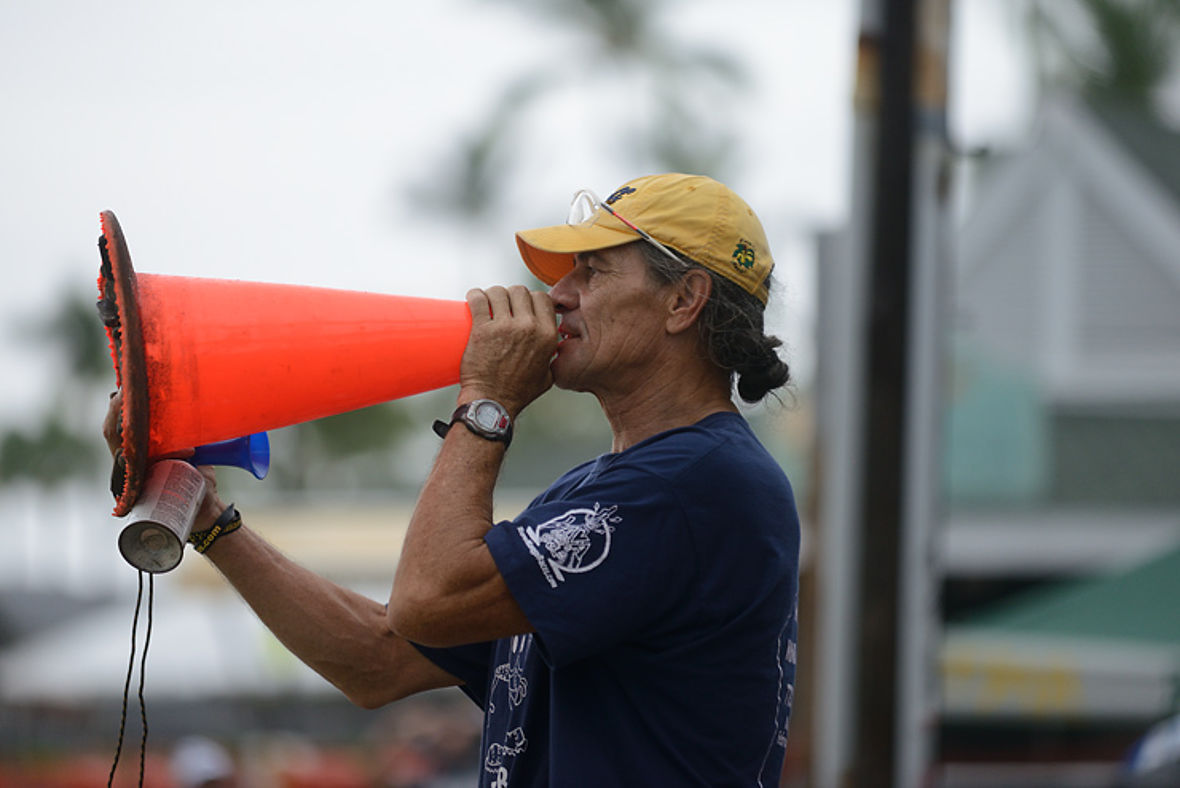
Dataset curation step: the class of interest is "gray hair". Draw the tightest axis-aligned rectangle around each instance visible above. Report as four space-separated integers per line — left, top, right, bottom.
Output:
637 243 791 403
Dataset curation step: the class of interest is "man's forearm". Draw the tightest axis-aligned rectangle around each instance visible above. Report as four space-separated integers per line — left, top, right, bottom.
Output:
389 285 552 646
388 425 532 647
206 524 456 707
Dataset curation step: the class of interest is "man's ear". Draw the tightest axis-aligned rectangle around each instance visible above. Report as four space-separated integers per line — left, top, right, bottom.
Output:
666 269 712 335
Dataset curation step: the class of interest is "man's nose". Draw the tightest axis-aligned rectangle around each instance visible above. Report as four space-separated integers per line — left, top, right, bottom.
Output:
548 272 576 311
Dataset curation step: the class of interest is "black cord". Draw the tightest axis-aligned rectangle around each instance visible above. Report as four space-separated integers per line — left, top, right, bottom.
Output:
107 570 154 788
136 573 154 787
107 571 143 787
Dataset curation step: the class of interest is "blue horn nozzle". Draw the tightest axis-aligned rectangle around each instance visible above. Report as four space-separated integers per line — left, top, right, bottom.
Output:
189 432 270 479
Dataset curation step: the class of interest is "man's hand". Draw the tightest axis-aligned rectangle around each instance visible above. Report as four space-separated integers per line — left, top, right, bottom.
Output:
102 390 123 456
103 389 227 531
458 286 558 416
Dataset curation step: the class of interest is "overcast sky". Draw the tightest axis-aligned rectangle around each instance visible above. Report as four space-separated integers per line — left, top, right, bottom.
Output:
0 0 1035 423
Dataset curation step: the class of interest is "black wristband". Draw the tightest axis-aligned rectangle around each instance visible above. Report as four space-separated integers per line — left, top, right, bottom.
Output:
189 504 242 554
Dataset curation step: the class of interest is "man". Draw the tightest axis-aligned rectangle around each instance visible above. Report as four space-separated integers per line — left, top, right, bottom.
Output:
105 173 800 786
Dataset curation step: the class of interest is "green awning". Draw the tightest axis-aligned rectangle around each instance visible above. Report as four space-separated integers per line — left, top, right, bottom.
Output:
962 544 1180 644
942 543 1180 719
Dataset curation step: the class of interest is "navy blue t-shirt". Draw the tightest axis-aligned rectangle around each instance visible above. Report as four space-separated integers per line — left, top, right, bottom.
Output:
416 412 800 786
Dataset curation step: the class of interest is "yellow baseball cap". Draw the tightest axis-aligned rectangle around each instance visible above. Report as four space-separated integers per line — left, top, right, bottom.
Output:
515 173 774 304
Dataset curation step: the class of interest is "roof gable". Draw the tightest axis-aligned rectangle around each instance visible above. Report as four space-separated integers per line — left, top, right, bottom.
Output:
956 97 1180 404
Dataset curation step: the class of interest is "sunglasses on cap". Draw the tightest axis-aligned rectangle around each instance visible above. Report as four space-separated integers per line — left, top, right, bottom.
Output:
567 189 685 268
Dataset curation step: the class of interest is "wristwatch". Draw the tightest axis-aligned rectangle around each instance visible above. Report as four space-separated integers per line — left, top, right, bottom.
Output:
432 399 513 447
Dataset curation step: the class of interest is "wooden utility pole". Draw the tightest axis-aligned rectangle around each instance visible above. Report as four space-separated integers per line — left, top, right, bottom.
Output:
849 0 917 782
814 0 949 785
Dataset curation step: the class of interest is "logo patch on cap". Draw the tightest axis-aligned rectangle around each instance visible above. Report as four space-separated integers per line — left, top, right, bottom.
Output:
605 186 637 205
732 239 757 270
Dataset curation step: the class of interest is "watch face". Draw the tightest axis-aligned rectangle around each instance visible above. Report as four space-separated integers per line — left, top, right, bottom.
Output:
470 400 509 434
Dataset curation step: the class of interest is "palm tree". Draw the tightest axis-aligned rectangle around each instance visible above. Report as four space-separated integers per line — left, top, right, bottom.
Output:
1031 0 1180 111
0 288 109 485
414 0 748 219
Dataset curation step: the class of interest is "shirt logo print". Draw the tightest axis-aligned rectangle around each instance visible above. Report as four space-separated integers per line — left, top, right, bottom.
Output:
517 503 621 588
485 727 527 787
485 636 531 785
488 634 530 714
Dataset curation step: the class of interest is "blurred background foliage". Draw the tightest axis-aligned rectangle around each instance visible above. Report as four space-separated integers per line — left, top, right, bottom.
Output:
1031 0 1180 110
0 291 105 486
413 0 746 219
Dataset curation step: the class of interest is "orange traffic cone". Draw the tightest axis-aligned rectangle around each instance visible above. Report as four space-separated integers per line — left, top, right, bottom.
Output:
97 210 471 515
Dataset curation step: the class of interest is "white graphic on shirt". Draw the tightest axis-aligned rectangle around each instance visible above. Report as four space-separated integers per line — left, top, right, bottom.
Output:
759 601 798 787
485 727 527 785
483 635 531 784
517 503 620 588
487 634 530 714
